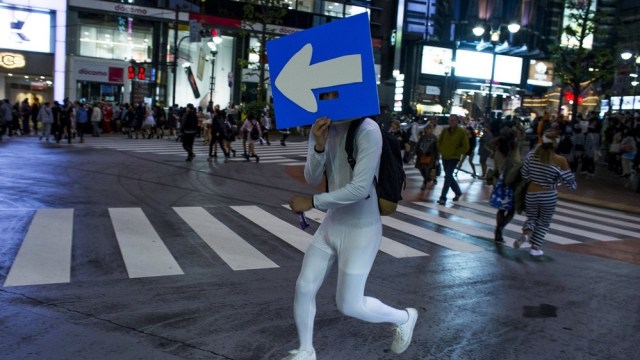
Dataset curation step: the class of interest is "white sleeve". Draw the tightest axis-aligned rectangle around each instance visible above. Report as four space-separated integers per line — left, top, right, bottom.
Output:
304 131 326 186
313 122 382 210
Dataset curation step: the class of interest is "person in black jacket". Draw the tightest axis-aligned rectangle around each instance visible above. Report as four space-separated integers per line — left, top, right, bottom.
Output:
181 104 199 161
208 105 228 159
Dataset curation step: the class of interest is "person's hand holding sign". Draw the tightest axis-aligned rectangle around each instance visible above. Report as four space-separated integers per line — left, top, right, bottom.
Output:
312 117 331 153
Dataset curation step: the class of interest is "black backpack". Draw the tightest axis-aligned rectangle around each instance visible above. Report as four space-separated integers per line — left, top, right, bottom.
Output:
346 118 406 216
250 121 260 140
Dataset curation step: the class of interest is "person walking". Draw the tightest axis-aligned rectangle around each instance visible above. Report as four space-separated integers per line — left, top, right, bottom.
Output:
415 123 439 191
208 105 228 159
37 102 54 141
261 111 272 145
90 102 102 137
515 130 577 256
455 125 478 178
489 127 522 243
286 116 418 360
240 113 261 162
20 98 31 135
75 102 88 143
437 114 469 205
180 103 198 162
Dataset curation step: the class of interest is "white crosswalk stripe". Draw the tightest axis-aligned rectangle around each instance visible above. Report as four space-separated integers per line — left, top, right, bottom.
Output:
110 208 184 279
79 137 309 165
2 201 639 287
174 206 279 271
4 209 74 287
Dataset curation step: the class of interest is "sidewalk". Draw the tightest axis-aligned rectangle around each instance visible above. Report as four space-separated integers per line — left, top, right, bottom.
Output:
557 164 640 214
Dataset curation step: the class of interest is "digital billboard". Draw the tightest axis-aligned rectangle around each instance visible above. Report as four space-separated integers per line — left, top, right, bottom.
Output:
454 49 523 84
0 6 53 53
421 46 454 76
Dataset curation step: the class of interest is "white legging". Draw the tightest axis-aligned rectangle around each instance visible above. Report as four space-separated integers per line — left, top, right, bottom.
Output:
293 221 408 352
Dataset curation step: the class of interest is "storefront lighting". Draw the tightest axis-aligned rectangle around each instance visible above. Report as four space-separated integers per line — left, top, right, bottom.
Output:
8 73 12 76
396 80 404 87
490 30 500 42
395 74 405 81
40 76 45 79
632 80 639 87
621 51 633 60
507 22 520 33
395 87 403 94
46 81 52 85
392 69 400 78
630 73 638 78
472 25 485 37
395 94 403 101
24 75 28 79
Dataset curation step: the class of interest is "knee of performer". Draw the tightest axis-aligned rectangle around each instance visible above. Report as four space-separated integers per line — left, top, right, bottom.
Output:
335 297 363 318
295 278 317 298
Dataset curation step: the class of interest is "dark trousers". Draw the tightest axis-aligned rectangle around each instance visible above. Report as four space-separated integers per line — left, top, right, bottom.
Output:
440 159 462 200
182 132 196 156
208 134 228 156
22 115 31 134
77 122 87 141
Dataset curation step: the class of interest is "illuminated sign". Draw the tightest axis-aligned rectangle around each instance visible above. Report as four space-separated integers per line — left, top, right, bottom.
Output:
0 52 25 69
527 60 554 87
455 50 523 84
0 7 53 53
421 46 453 76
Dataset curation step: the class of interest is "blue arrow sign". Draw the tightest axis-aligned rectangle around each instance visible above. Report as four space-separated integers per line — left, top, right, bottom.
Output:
266 12 379 129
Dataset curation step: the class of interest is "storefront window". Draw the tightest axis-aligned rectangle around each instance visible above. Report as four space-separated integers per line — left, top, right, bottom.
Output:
79 24 152 62
323 2 368 18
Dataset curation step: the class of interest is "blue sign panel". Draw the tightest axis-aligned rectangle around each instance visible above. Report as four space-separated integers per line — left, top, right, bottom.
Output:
266 12 379 129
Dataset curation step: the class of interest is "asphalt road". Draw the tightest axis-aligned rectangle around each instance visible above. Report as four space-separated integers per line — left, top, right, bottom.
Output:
0 135 639 360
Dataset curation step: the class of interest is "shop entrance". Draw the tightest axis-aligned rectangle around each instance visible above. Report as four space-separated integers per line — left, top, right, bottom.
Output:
77 81 122 104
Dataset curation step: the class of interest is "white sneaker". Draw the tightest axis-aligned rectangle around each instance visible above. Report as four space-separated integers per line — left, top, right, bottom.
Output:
281 349 316 360
391 308 418 354
529 248 544 257
513 234 529 249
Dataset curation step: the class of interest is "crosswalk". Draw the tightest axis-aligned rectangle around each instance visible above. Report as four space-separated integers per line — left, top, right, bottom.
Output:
2 200 638 288
79 136 310 166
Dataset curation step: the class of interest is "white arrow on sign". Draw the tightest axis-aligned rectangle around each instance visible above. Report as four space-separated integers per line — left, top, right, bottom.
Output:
274 43 362 113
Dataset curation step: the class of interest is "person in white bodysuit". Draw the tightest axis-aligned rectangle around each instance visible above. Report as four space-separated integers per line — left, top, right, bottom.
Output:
285 116 418 360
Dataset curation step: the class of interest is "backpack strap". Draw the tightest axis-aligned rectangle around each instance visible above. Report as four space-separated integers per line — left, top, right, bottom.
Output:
345 118 365 170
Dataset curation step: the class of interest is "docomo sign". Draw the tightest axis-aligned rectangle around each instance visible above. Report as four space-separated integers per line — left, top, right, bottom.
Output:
0 52 26 69
114 4 147 16
75 62 124 83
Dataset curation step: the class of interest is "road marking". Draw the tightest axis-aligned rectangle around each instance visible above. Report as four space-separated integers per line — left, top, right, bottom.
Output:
455 201 620 242
4 209 74 287
174 207 279 270
414 201 574 246
109 208 184 278
557 201 640 224
302 208 429 258
231 205 313 252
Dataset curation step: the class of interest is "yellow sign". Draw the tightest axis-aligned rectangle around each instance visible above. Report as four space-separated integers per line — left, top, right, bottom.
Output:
0 52 26 69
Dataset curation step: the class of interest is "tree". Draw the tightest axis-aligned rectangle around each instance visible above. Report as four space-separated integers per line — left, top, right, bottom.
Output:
240 0 288 104
549 0 615 120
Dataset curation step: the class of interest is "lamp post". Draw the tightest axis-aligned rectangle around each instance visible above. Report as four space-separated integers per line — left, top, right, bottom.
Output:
619 51 640 112
473 22 520 120
207 30 223 109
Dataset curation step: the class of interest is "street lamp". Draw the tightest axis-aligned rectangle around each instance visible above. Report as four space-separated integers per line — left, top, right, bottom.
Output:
474 22 520 120
207 29 223 109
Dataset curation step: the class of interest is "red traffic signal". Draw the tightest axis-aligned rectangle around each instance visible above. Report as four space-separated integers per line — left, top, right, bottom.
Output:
138 67 146 80
127 66 135 79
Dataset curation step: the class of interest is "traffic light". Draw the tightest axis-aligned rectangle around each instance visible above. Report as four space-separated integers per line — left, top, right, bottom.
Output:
137 67 146 80
127 66 135 79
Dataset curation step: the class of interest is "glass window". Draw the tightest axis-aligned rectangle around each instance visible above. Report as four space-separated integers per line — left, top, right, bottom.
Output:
322 2 369 18
78 17 152 62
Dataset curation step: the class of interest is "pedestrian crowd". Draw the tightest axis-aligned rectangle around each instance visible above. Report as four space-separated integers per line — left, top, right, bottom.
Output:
0 98 298 164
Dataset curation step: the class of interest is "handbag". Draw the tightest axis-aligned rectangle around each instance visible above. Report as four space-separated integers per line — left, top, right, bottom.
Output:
419 154 432 165
489 153 514 211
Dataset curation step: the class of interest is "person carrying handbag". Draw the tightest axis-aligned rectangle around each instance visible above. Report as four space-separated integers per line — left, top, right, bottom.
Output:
488 127 523 243
415 124 439 191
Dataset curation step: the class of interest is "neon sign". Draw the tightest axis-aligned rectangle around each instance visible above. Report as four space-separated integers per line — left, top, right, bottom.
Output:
0 52 26 69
